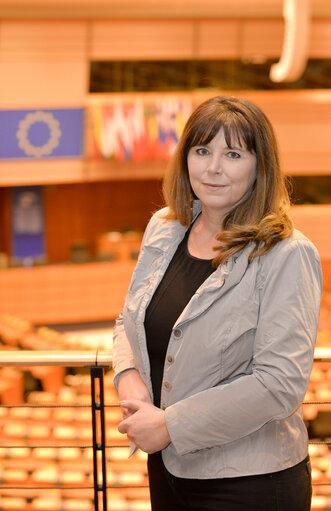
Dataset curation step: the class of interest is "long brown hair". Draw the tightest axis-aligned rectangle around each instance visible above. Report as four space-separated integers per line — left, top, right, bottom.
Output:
162 95 293 265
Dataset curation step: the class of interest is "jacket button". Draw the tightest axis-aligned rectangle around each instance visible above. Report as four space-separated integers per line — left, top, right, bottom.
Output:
166 354 174 363
173 328 182 339
163 380 172 390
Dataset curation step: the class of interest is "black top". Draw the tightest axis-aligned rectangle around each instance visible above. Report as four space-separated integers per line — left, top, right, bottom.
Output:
144 228 214 407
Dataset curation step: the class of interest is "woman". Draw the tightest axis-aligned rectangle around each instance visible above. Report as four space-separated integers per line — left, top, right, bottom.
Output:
113 95 322 511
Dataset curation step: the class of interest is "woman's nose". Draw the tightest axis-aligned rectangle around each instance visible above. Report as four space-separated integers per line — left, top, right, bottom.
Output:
207 156 222 175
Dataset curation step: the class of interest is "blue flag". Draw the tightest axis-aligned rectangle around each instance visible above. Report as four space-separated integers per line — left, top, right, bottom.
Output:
0 108 84 160
11 186 46 262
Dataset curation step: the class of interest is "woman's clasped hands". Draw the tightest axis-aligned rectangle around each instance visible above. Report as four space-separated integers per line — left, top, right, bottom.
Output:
118 399 171 454
117 368 171 454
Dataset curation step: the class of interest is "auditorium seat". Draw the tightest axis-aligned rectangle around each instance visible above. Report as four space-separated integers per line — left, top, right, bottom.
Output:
0 467 28 484
0 368 23 405
57 447 82 462
31 497 93 510
53 408 76 423
28 424 51 440
58 470 86 485
30 498 61 510
53 425 77 441
0 497 28 510
74 408 91 423
2 422 26 438
33 447 58 461
27 391 57 405
303 390 319 421
31 366 65 394
32 464 59 484
130 502 152 511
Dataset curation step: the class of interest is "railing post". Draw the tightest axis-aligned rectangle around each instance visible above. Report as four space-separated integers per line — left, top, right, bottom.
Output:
90 366 108 511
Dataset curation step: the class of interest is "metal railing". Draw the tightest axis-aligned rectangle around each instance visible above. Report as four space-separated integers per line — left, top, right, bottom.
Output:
0 351 112 511
312 347 331 362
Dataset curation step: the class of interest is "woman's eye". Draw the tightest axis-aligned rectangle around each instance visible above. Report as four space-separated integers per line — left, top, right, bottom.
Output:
196 147 209 156
227 151 240 159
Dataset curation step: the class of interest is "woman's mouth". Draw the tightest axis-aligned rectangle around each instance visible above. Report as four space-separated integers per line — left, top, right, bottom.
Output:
203 183 227 189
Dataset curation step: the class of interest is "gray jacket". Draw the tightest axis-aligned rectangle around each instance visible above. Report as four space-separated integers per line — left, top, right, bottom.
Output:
113 201 322 478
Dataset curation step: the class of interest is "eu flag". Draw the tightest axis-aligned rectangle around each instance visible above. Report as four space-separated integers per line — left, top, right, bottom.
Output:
0 108 84 160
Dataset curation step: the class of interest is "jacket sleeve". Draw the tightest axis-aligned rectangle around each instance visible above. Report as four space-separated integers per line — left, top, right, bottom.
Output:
112 310 137 390
165 238 323 455
112 208 170 389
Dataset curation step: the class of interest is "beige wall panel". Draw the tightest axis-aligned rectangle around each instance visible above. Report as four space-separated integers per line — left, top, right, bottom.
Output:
0 0 284 20
290 205 331 259
241 19 283 59
310 19 331 58
267 96 331 174
0 0 330 20
197 20 240 59
85 159 167 182
0 20 87 58
281 149 331 175
0 61 88 108
0 160 86 186
240 91 331 175
90 20 194 60
252 95 331 124
0 20 88 107
0 261 136 323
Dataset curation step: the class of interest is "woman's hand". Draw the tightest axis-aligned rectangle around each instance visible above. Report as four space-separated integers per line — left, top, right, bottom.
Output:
117 369 152 418
118 399 171 454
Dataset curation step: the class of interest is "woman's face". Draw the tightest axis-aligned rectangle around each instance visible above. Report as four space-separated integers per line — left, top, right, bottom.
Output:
187 128 257 222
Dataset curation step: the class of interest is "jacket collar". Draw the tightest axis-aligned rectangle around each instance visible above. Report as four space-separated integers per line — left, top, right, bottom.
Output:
143 200 202 254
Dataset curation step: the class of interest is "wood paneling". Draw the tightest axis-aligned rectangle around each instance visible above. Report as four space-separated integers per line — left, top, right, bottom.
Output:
43 180 163 262
1 0 331 20
0 161 87 187
90 17 331 61
240 91 331 175
0 181 163 262
241 19 283 59
0 20 87 59
197 20 241 59
0 261 136 322
0 0 285 20
0 20 88 107
84 160 167 182
290 205 331 259
90 20 195 60
310 19 331 58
